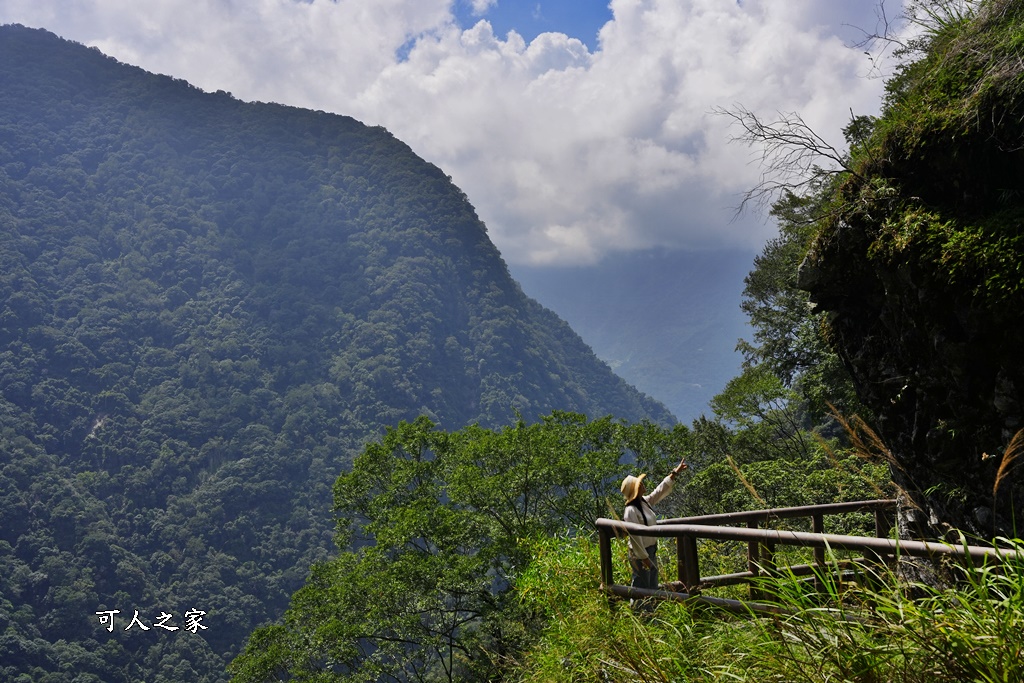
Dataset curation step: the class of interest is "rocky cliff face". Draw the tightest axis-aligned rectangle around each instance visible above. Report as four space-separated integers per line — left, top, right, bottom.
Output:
799 0 1024 545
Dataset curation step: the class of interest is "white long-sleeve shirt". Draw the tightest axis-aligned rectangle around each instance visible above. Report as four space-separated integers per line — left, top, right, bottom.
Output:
623 474 674 561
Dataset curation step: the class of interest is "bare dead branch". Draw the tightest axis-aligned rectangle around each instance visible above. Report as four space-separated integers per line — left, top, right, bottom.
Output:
846 0 909 79
716 105 862 216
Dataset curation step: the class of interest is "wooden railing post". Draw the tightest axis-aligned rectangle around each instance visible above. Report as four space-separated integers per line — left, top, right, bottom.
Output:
676 533 684 585
812 513 825 567
679 533 700 591
870 507 894 567
875 508 892 538
598 525 614 588
748 519 760 600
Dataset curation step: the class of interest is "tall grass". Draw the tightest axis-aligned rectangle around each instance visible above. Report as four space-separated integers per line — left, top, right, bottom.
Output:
510 535 1024 682
745 544 1024 683
511 534 760 682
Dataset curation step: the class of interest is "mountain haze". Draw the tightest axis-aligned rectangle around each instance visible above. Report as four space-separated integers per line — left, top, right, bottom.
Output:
513 248 753 423
0 25 671 682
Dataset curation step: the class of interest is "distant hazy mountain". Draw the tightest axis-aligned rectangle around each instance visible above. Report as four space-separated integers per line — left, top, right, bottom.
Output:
0 24 670 682
513 248 754 423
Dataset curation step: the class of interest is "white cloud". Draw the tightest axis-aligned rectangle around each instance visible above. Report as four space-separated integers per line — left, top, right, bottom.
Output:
0 0 895 265
469 0 497 16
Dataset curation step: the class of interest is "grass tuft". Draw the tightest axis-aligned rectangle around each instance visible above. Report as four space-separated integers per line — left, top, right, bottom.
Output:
993 428 1024 498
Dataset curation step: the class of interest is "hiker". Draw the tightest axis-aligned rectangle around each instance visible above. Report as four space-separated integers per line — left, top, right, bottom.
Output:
620 459 688 602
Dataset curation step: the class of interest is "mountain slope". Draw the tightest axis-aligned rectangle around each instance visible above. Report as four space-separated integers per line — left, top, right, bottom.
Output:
0 24 671 682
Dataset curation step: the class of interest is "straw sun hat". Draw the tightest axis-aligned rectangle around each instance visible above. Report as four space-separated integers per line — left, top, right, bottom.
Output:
620 473 647 503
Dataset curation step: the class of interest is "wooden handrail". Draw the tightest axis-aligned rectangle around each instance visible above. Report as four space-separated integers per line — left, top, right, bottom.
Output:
598 518 1023 561
659 499 896 527
596 499 1022 601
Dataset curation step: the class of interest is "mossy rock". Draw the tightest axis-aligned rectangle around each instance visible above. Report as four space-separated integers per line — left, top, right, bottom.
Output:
800 0 1024 542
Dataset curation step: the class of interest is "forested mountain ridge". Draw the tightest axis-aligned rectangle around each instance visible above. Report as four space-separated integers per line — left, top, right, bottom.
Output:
0 24 671 682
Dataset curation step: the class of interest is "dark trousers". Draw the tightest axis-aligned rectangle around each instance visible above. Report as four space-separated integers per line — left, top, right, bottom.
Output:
629 544 659 591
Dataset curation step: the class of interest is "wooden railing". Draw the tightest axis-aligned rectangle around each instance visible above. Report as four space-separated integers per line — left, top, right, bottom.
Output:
595 499 1023 611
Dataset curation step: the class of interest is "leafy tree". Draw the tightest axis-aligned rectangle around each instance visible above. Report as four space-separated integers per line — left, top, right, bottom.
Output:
229 413 687 682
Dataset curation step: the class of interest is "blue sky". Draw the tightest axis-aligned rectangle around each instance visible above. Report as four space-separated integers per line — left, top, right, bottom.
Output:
453 0 614 50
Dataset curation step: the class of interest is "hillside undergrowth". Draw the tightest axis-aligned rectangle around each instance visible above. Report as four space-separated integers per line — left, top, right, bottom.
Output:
511 535 1024 683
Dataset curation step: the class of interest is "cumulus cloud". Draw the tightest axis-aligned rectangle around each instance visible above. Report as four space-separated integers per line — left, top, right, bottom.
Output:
0 0 896 265
469 0 497 16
